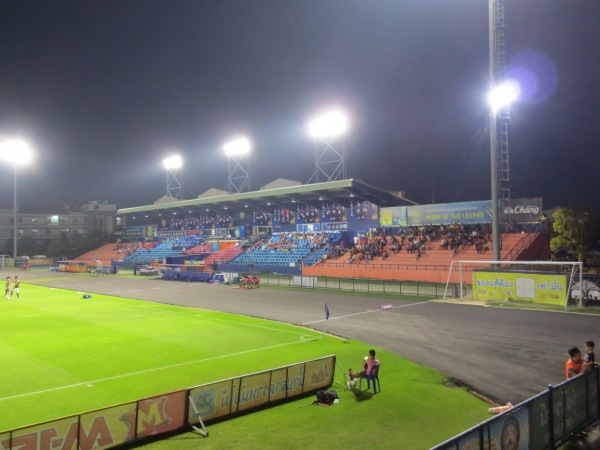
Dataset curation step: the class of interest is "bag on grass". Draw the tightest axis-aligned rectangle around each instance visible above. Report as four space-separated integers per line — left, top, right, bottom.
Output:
316 390 338 405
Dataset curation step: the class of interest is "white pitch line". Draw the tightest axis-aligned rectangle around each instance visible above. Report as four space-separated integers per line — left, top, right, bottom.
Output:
0 337 319 402
302 301 427 325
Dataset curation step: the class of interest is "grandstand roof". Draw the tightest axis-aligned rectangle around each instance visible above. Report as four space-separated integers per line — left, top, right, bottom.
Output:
117 178 417 217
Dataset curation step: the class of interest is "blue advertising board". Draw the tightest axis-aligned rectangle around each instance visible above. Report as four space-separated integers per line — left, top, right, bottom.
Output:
381 200 493 227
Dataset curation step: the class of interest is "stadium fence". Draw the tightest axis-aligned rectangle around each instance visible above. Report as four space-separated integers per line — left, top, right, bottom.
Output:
431 366 600 450
254 273 464 298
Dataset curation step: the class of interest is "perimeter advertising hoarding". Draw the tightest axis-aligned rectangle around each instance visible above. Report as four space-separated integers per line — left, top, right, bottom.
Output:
187 355 334 425
380 201 493 227
473 272 567 305
1 356 334 450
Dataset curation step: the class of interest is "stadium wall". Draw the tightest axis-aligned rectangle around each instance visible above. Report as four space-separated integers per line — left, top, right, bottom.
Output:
0 355 335 450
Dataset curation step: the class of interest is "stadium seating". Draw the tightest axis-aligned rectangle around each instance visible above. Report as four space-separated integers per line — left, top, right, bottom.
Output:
76 243 123 267
229 232 329 267
304 233 540 283
204 246 244 265
123 239 183 264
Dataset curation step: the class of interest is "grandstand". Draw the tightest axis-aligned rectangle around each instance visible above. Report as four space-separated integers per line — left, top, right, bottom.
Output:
108 179 549 284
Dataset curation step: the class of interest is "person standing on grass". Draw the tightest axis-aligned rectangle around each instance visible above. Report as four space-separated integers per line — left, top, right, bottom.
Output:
10 276 20 300
4 276 11 299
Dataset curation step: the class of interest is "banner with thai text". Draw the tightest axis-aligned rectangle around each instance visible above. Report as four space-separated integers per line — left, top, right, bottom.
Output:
187 355 334 426
473 271 567 305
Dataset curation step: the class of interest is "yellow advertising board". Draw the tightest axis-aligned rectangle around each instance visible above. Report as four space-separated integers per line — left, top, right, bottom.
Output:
79 403 136 450
304 357 335 391
473 272 567 305
3 417 79 450
188 355 336 426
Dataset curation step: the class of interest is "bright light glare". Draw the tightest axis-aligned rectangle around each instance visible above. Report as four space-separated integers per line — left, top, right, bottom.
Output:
488 81 520 111
223 137 251 156
308 110 349 138
162 154 182 169
0 139 33 164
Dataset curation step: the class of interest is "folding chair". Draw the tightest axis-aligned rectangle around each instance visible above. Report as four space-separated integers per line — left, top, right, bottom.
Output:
359 363 381 393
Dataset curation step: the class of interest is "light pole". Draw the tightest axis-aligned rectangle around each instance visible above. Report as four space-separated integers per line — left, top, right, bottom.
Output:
488 82 519 261
0 138 33 262
307 109 349 183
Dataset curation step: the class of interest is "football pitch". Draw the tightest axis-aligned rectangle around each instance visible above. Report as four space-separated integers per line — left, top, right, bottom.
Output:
0 282 489 449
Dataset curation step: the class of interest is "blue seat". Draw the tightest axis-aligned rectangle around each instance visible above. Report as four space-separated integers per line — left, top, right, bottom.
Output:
359 363 381 394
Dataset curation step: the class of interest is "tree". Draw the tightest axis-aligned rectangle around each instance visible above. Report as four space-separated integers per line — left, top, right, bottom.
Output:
550 208 596 262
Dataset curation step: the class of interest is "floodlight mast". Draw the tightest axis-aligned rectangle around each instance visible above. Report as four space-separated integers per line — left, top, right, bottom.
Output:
0 138 33 261
307 110 349 184
162 154 183 199
223 137 251 193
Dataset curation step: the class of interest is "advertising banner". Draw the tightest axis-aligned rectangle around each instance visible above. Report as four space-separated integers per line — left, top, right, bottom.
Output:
473 272 567 305
3 417 79 450
235 372 272 412
134 391 186 439
79 403 136 450
187 355 334 427
381 201 492 227
303 358 335 391
502 197 542 223
188 380 234 423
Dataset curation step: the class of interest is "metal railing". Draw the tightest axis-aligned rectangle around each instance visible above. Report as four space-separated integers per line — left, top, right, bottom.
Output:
432 366 600 450
257 273 464 298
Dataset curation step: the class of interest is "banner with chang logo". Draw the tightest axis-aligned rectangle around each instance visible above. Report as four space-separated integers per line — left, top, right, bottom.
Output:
501 197 542 222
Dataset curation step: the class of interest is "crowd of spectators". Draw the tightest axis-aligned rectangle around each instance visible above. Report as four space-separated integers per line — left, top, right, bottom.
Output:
325 224 492 264
114 240 148 256
256 232 329 254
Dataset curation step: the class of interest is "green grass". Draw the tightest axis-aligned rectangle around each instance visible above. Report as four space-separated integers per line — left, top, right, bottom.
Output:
0 284 490 449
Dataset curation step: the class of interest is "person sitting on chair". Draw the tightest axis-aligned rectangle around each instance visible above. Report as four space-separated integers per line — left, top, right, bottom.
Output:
349 349 379 379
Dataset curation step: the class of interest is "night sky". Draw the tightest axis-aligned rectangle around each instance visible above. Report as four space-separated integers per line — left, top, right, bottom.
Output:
0 1 598 212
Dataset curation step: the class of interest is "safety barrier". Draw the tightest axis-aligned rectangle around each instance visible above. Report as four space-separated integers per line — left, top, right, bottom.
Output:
431 366 600 450
0 355 336 450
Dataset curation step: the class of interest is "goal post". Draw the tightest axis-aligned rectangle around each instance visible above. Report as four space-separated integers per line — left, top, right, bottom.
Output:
444 260 583 308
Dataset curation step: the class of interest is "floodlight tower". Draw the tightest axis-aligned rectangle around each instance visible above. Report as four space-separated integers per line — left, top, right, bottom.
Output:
162 154 183 200
308 109 348 183
0 138 33 260
488 83 519 261
489 0 517 261
490 0 511 201
223 137 251 193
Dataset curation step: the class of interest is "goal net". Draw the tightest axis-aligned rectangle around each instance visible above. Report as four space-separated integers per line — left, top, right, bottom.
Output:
444 260 583 309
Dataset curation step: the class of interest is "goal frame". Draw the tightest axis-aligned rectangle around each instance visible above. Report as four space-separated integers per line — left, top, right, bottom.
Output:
444 260 583 308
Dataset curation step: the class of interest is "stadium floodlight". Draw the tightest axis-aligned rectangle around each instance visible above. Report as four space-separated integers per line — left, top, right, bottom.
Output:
308 109 349 183
223 137 251 156
224 137 251 192
308 110 349 138
488 81 519 261
488 81 520 112
0 138 34 261
162 154 182 170
162 154 183 199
